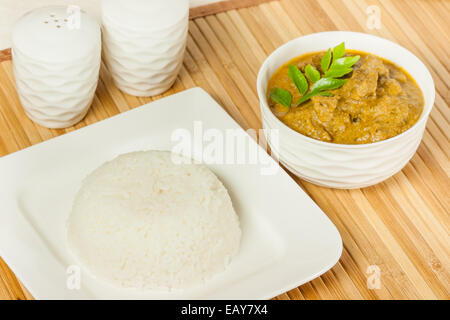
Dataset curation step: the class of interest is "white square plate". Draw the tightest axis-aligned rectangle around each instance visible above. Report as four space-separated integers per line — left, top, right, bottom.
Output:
0 88 342 299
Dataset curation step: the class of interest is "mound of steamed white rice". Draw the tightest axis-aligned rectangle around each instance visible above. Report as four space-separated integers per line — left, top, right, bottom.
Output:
67 150 241 290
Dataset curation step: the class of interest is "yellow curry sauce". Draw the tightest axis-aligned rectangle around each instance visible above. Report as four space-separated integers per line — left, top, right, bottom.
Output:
267 50 424 144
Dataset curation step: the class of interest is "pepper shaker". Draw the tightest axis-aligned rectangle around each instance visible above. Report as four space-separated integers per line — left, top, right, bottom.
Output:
101 0 189 96
12 6 101 128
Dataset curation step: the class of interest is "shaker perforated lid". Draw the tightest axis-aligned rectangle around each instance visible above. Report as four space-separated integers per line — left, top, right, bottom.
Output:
101 0 189 31
12 6 100 64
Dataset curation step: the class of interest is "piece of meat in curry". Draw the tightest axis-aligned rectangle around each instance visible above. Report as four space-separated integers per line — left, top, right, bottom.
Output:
267 50 424 144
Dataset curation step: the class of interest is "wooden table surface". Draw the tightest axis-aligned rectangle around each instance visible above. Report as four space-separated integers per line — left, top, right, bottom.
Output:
0 0 449 300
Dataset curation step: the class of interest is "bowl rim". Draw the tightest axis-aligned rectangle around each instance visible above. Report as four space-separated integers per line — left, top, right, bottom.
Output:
256 31 435 149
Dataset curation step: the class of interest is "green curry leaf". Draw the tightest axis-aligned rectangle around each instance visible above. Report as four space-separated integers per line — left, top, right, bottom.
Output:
297 91 319 105
331 55 360 69
288 64 308 95
332 42 346 62
321 49 332 72
324 67 353 78
270 87 292 108
280 42 358 106
296 90 336 105
311 77 347 92
305 64 320 83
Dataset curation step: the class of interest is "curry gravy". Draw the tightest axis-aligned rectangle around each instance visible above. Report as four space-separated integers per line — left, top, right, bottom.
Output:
267 50 424 144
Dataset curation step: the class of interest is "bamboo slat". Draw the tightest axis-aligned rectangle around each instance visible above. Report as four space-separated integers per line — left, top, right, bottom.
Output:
0 0 448 300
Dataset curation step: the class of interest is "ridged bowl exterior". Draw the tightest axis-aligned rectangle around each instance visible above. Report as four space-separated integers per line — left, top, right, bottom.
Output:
257 32 435 189
101 11 188 97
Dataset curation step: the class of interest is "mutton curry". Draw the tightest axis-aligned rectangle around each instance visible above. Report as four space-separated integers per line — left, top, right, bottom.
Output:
267 50 424 144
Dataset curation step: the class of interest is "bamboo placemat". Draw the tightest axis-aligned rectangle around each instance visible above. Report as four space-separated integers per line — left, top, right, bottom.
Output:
0 0 449 300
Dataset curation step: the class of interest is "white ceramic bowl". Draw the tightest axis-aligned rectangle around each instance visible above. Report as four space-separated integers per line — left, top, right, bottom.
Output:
257 31 435 189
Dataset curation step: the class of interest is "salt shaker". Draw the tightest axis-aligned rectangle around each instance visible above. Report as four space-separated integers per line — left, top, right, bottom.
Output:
12 6 101 128
101 0 189 96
